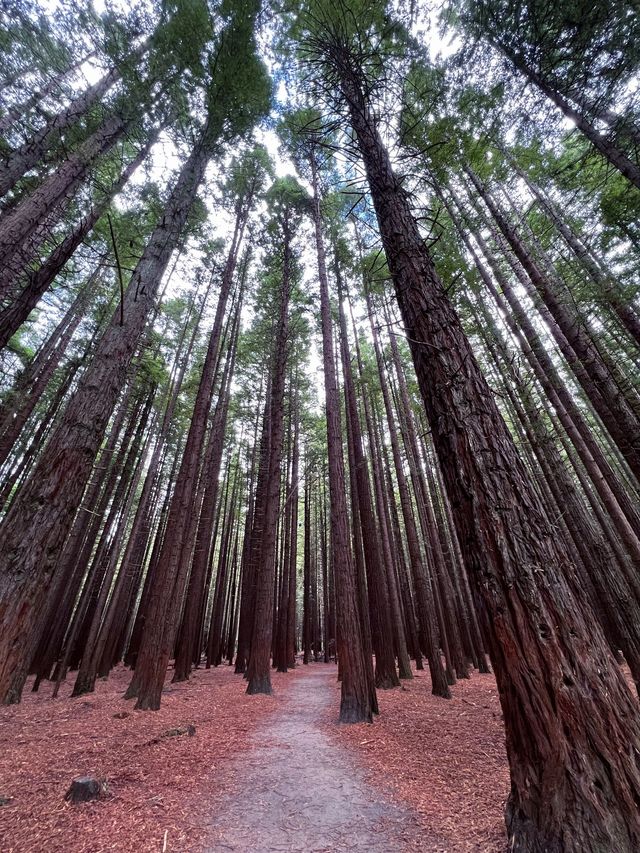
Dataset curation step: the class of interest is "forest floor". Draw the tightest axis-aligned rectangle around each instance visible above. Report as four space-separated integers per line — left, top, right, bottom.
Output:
327 665 509 852
0 661 508 852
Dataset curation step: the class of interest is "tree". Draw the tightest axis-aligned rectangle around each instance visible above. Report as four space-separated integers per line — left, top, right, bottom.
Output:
126 146 272 710
308 129 374 723
0 0 271 705
245 176 307 694
296 3 640 847
457 0 640 189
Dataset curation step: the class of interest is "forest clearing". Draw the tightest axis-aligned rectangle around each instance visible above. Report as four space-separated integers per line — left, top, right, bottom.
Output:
0 0 639 850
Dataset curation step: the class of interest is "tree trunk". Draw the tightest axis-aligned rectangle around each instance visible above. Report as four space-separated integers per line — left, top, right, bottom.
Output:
507 156 640 347
497 43 640 190
337 266 400 688
0 288 86 467
173 291 242 681
0 65 122 198
0 113 130 293
311 152 373 723
468 168 640 483
0 128 213 705
246 215 294 695
445 187 640 560
0 136 154 347
128 203 248 710
360 275 448 695
274 384 299 673
71 391 155 695
235 389 271 675
337 60 640 850
474 292 640 690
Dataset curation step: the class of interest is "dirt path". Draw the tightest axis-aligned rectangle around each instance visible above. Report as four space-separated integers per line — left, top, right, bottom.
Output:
206 665 447 852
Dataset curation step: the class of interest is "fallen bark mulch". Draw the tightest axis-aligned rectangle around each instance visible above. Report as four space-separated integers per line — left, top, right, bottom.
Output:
1 661 512 852
327 665 510 852
0 663 301 853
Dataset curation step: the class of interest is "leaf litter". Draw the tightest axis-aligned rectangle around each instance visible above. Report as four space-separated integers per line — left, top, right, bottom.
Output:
0 663 304 852
326 665 509 852
0 661 511 852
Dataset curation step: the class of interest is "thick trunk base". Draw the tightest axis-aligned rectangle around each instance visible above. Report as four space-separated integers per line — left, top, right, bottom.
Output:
339 694 373 724
71 674 96 697
505 789 640 852
1 683 23 706
375 671 400 689
246 673 272 695
477 656 491 674
428 657 451 699
398 660 413 679
0 660 28 705
134 690 161 711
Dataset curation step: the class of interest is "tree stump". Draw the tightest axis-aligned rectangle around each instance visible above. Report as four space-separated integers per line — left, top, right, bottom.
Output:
64 776 107 803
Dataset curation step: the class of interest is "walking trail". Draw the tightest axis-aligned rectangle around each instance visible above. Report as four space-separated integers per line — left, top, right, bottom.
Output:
206 665 447 852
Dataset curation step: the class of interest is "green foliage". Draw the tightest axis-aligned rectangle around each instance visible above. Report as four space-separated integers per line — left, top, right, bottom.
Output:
136 337 169 389
5 332 35 366
0 2 77 82
460 0 640 99
3 0 640 621
204 1 272 147
264 175 311 222
151 0 213 80
223 144 275 205
277 107 328 176
185 195 210 238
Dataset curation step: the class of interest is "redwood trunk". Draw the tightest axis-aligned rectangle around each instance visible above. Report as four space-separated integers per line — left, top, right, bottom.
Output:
338 61 640 850
311 153 373 722
0 130 213 705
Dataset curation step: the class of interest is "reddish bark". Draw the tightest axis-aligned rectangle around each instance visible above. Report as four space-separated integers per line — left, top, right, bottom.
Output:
0 128 213 705
469 169 640 484
0 113 130 295
0 64 123 198
449 188 640 558
311 153 373 723
0 136 154 347
359 276 448 696
333 54 640 850
174 300 242 681
129 208 248 710
246 212 294 695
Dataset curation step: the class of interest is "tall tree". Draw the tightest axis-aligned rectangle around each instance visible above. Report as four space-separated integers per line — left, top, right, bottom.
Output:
127 147 272 710
244 179 306 693
0 0 271 705
297 4 640 847
458 0 640 189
